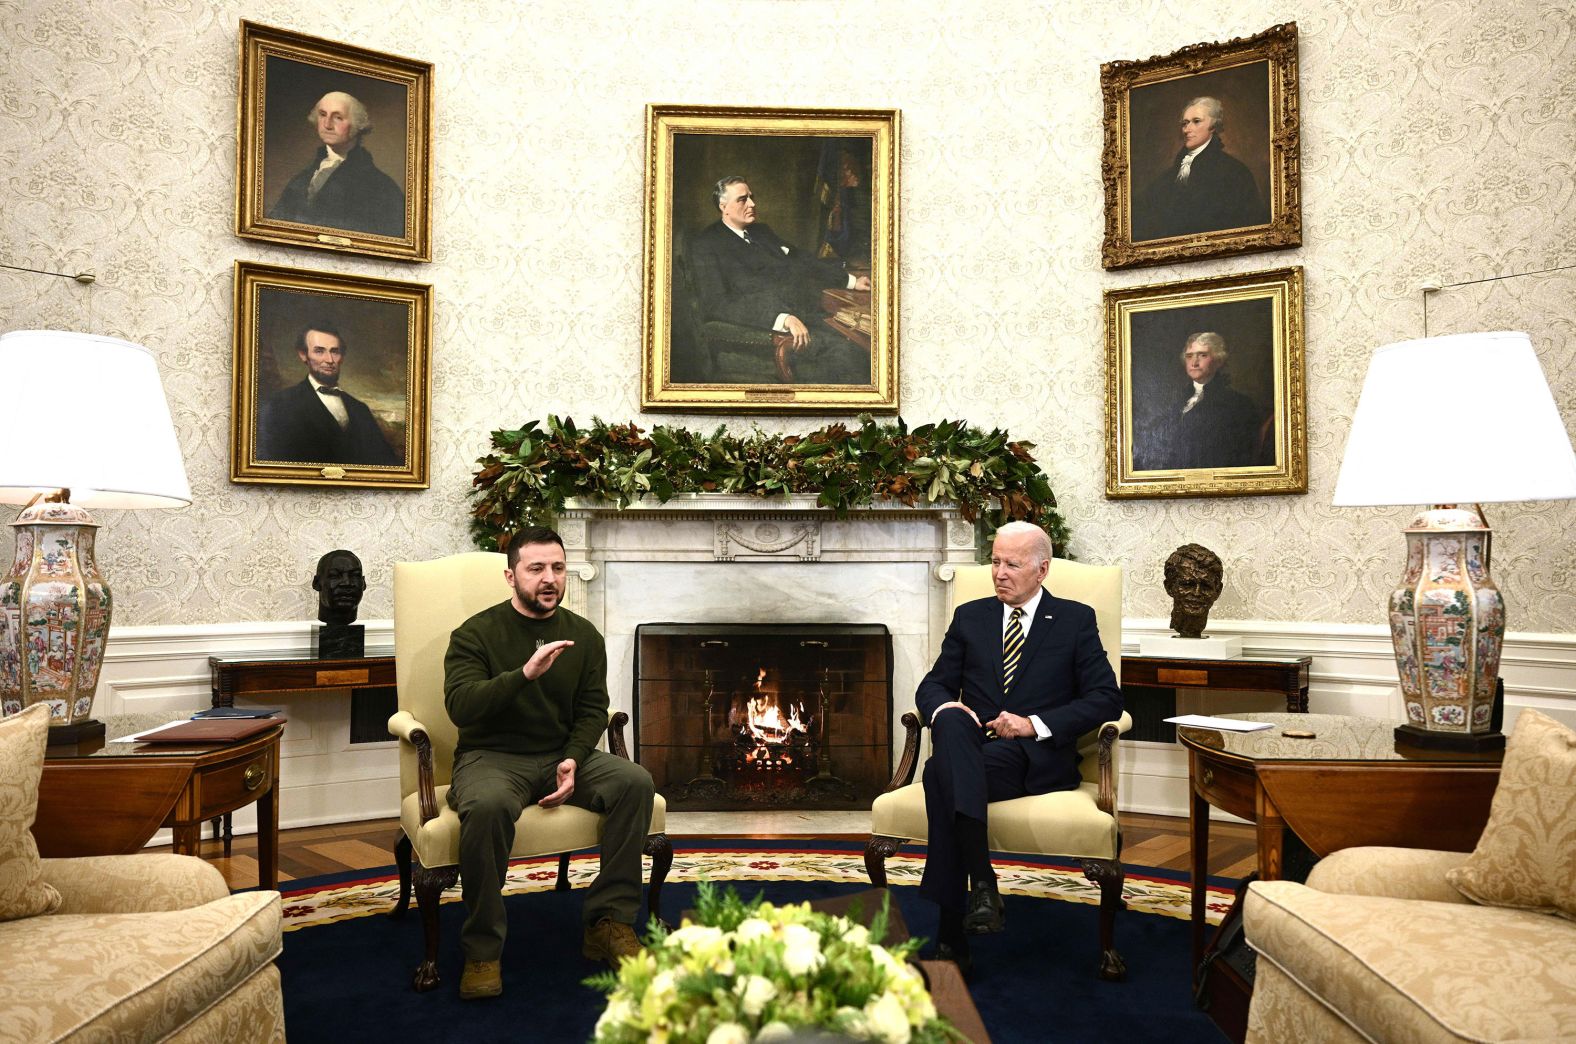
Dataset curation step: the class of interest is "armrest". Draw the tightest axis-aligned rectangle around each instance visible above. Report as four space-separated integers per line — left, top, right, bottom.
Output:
1304 847 1473 904
387 709 440 824
41 854 229 913
607 710 632 761
881 712 923 793
1093 718 1125 816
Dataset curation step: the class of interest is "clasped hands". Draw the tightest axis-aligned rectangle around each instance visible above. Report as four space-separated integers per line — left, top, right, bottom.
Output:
522 640 577 808
934 701 1033 739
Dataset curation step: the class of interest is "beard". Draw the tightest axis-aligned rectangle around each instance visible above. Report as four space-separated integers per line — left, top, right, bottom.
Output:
513 582 559 616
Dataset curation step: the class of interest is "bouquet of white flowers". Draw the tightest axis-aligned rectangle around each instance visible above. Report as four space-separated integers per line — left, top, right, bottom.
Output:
586 883 960 1044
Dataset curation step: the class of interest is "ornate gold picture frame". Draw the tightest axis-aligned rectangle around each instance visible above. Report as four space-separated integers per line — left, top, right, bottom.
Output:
641 104 899 413
236 21 432 262
1105 267 1306 499
231 261 431 489
1100 23 1301 270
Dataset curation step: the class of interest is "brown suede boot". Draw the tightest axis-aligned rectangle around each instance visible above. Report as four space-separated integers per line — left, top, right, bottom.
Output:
459 959 502 999
582 918 643 968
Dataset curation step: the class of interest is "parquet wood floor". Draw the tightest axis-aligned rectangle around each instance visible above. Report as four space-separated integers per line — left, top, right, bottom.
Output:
170 812 1257 891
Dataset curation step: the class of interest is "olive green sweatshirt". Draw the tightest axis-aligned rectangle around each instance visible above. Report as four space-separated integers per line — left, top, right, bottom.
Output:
443 600 609 767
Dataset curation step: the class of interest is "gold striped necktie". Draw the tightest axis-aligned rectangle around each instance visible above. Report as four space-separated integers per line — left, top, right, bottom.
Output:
1003 607 1024 694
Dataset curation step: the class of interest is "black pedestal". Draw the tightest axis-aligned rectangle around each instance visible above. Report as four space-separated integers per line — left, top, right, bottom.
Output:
1394 723 1507 752
314 624 365 659
46 718 106 756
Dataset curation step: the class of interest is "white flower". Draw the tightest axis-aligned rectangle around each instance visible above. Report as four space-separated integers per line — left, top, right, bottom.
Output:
736 974 777 1017
864 992 912 1044
842 923 870 948
755 1021 795 1042
779 923 825 976
735 917 774 943
707 1023 750 1044
666 924 726 953
594 995 634 1033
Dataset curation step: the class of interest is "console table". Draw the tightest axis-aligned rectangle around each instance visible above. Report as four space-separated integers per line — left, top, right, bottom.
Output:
206 648 395 849
1121 654 1311 743
209 648 394 709
35 713 284 889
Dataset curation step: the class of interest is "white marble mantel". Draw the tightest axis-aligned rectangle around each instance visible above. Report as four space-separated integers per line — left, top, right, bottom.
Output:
552 494 979 768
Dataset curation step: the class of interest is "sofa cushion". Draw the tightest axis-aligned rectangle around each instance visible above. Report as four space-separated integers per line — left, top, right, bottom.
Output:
0 890 281 1042
0 704 61 922
1246 879 1576 1042
1447 709 1576 920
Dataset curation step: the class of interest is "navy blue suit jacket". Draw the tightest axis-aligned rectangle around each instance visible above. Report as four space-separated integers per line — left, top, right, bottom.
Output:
916 589 1122 794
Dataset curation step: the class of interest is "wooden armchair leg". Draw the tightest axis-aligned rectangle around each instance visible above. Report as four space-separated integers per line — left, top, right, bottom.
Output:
556 852 572 891
411 861 459 992
865 835 902 888
390 831 413 918
1081 857 1127 982
644 832 673 929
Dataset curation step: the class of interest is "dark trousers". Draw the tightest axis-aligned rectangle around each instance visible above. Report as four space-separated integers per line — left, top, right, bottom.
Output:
918 709 1032 912
447 748 655 961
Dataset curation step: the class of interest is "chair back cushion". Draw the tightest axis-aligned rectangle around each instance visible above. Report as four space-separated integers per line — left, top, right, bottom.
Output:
1446 709 1576 920
948 561 1125 784
0 704 62 921
393 552 509 798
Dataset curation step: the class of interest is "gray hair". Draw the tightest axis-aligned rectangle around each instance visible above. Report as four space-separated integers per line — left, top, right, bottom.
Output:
713 175 748 209
992 521 1052 564
306 91 373 137
1182 331 1229 364
1185 96 1224 134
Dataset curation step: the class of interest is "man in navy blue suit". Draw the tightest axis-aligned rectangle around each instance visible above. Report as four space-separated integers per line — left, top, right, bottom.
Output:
915 522 1123 970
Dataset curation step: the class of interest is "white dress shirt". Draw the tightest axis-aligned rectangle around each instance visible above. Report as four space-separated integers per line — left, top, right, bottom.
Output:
309 376 350 430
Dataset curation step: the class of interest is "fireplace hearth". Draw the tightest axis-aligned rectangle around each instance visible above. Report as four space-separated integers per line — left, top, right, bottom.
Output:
635 623 892 811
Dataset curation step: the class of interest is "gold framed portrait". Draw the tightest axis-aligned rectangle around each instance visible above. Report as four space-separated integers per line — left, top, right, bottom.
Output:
231 261 431 489
1105 267 1306 499
1101 23 1301 270
641 104 899 413
235 21 432 262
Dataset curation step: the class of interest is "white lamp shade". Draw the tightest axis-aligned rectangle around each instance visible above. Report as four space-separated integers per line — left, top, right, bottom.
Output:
0 330 192 509
1333 331 1576 506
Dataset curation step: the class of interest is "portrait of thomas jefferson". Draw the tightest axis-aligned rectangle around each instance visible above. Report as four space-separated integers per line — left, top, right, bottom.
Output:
1128 300 1276 474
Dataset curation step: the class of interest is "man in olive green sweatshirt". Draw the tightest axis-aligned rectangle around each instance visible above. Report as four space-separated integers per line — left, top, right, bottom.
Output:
444 526 655 999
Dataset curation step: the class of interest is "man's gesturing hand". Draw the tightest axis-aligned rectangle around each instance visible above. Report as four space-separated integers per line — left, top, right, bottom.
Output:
538 758 576 808
522 639 574 681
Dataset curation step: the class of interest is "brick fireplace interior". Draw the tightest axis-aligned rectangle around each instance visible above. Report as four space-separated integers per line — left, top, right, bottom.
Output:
634 623 892 811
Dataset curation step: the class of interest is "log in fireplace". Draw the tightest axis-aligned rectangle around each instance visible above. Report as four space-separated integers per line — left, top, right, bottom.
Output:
634 623 892 811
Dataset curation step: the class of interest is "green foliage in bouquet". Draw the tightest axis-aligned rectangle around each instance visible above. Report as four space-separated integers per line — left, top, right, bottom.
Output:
586 882 962 1044
468 415 1067 556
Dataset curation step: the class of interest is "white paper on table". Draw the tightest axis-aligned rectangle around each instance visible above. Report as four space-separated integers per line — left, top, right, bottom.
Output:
114 720 190 743
1164 714 1275 733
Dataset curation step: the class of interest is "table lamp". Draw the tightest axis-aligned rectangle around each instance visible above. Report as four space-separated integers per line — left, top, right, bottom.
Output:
0 330 191 745
1333 331 1576 750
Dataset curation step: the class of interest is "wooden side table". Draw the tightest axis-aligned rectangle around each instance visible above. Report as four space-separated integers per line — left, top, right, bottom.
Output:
36 715 284 890
1121 654 1310 743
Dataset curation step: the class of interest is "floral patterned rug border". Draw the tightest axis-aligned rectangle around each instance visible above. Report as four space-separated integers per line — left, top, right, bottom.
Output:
280 846 1234 932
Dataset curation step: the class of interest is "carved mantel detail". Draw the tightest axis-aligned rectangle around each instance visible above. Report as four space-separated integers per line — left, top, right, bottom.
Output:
715 521 820 561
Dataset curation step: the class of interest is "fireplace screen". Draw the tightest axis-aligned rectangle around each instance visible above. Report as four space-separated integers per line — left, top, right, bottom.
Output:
634 624 892 811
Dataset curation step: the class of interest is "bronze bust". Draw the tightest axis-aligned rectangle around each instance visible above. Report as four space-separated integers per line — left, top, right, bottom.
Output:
1163 544 1223 638
313 549 366 626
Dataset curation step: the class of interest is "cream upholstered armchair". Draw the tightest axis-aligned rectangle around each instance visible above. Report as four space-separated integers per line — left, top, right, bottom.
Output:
386 552 671 991
866 560 1132 980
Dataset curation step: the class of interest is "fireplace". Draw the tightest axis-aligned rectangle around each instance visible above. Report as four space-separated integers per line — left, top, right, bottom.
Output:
635 623 892 811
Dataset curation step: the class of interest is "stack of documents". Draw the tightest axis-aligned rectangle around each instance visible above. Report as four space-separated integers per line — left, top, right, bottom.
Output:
1163 714 1274 733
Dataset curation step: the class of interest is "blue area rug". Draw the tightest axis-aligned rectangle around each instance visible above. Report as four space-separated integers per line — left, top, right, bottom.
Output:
275 839 1230 1043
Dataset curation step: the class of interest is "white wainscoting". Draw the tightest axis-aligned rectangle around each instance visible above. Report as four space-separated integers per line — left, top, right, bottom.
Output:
91 618 1576 840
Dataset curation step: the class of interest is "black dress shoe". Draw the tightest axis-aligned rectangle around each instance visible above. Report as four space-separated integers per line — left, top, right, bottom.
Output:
934 942 973 980
962 882 1005 935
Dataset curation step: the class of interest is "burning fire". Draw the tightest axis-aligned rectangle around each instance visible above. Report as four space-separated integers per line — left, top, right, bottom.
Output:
739 668 809 764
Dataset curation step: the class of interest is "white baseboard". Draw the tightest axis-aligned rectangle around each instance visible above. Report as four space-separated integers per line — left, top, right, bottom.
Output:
89 618 1575 839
